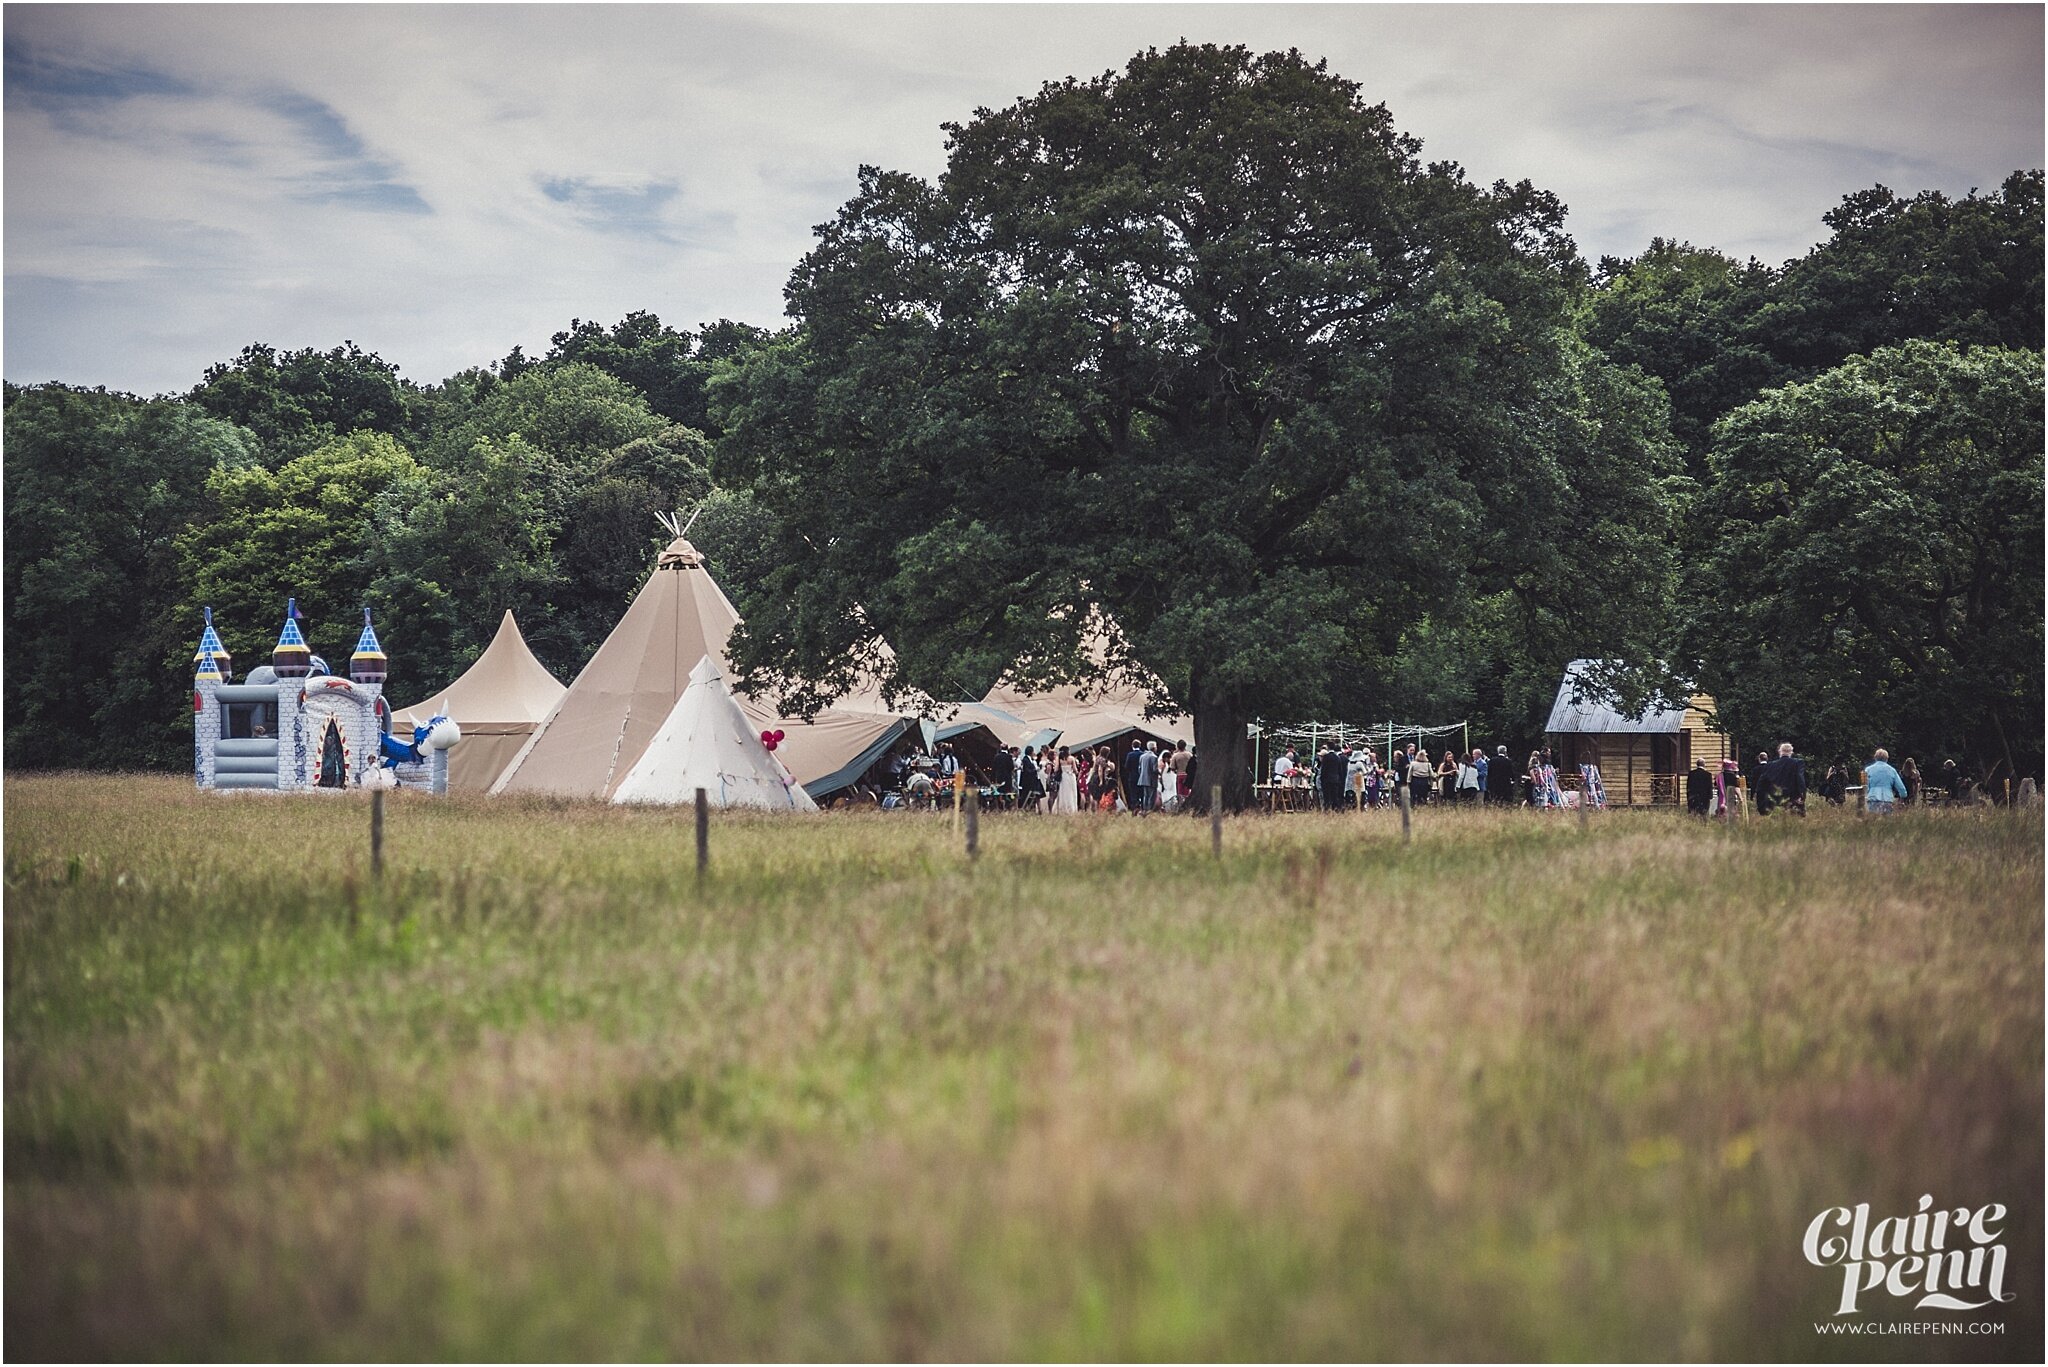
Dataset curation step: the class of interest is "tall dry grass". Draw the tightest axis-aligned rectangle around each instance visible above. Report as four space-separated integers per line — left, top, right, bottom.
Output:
4 773 2040 1360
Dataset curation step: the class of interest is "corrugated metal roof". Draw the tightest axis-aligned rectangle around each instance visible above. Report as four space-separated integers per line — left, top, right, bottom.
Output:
1543 660 1687 735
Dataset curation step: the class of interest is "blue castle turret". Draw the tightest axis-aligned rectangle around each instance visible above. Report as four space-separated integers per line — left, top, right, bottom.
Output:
192 606 230 683
273 598 311 678
350 607 388 685
193 607 227 787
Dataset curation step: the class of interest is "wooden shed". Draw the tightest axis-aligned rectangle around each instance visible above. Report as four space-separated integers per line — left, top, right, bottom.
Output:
1543 660 1735 807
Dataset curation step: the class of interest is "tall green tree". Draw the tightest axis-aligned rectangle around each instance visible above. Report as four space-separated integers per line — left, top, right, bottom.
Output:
688 487 785 607
422 360 666 478
714 43 1679 806
175 431 428 687
366 434 559 694
4 385 257 768
1683 341 2043 779
521 312 779 434
1585 241 1783 472
1758 171 2044 372
411 362 710 675
1384 337 1688 754
1588 172 2043 474
403 365 501 452
188 341 413 465
553 424 716 655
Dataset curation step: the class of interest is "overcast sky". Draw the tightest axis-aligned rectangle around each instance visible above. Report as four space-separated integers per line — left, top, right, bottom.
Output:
5 2 2041 397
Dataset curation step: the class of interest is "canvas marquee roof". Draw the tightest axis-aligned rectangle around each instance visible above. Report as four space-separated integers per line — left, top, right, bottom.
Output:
926 700 1035 747
979 616 1193 753
492 539 743 799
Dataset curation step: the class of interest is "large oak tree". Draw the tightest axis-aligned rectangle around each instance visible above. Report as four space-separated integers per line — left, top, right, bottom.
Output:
714 43 1678 807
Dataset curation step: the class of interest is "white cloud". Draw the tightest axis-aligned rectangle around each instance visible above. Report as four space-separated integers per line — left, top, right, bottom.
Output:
4 3 2040 395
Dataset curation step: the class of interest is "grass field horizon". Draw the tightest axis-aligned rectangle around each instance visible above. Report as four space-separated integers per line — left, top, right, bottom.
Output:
6 773 2041 1361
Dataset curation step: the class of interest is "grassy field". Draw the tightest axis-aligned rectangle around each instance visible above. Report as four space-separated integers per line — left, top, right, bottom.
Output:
4 773 2041 1361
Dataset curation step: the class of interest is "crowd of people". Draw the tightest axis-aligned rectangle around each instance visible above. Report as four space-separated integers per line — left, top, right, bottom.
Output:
829 731 2012 817
1267 740 1601 810
1682 744 1990 817
1000 738 1194 812
844 737 1198 813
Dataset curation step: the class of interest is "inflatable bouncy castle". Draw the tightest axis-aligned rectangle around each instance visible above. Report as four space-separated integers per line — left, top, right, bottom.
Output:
192 601 459 794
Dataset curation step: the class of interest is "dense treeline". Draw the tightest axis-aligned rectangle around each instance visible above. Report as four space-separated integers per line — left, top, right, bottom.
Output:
4 102 2039 780
3 318 752 769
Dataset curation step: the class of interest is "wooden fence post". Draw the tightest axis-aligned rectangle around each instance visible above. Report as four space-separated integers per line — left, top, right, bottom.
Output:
695 787 709 882
370 788 384 879
1210 785 1223 859
965 784 979 861
1398 780 1412 845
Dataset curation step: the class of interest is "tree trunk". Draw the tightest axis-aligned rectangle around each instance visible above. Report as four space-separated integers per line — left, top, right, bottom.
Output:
1192 694 1256 813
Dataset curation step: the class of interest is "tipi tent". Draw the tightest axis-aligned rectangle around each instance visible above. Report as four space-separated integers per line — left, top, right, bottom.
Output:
614 659 818 810
492 537 742 799
396 611 566 792
492 535 917 801
981 614 1193 752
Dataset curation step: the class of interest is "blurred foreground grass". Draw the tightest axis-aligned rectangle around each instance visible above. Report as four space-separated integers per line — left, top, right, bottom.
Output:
5 773 2041 1360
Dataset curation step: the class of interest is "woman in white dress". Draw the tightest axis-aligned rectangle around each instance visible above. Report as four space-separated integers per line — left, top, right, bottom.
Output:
1158 749 1180 812
1053 745 1080 814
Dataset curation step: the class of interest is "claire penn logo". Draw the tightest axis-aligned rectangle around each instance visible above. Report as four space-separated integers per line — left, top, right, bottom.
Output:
1804 1196 2014 1315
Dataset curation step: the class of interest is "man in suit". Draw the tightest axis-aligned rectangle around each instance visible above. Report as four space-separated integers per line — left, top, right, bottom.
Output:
1016 745 1044 810
1487 745 1516 805
992 745 1016 798
1764 742 1808 814
1685 758 1714 817
1317 741 1348 811
1137 740 1160 814
1123 738 1146 812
